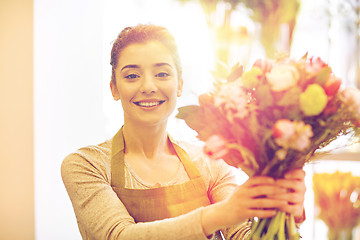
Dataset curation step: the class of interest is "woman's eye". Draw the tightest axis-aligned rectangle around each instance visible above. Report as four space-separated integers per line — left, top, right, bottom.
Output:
156 72 169 78
125 74 139 79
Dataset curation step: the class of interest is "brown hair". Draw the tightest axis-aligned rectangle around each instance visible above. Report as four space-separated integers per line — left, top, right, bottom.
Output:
110 24 182 84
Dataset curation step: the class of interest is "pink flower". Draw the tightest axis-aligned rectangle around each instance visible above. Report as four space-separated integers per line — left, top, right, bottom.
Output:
305 57 327 76
340 88 360 119
266 64 300 92
203 135 229 160
214 81 249 121
272 119 295 139
293 121 313 151
273 119 313 151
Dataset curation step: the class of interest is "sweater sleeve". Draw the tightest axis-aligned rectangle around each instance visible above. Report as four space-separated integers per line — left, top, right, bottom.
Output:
204 157 252 239
61 148 210 240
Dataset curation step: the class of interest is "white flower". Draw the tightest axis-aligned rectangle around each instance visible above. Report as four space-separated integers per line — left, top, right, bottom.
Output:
340 88 360 118
266 64 300 92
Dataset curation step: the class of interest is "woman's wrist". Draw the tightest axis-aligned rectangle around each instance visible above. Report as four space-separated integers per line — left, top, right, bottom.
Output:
200 202 226 237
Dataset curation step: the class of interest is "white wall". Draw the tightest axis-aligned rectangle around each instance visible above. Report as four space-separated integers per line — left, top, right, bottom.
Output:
34 1 105 239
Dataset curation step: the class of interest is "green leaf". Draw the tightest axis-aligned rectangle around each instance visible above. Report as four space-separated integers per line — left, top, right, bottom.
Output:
227 64 244 82
176 105 230 141
211 60 230 81
241 67 263 89
176 105 200 120
301 52 308 60
314 67 331 86
176 105 204 132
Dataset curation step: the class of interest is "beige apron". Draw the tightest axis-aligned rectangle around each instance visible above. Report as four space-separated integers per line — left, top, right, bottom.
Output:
110 128 224 239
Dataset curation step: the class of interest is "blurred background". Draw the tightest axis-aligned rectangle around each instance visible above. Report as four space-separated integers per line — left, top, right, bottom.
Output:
1 0 360 239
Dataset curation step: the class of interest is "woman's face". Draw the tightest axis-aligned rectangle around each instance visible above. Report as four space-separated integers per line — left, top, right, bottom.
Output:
111 40 183 127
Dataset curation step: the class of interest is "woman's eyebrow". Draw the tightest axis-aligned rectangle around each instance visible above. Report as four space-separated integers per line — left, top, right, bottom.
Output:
154 63 173 69
120 64 140 71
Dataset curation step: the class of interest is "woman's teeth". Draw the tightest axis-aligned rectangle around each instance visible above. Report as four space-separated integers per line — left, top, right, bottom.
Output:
135 101 164 107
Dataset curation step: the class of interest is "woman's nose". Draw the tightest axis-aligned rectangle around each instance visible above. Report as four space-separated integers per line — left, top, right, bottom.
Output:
140 75 157 94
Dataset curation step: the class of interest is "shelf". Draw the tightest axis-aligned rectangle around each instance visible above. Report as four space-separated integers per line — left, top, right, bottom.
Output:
313 151 360 161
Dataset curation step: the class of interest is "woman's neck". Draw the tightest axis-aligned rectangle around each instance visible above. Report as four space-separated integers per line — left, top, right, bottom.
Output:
122 122 171 160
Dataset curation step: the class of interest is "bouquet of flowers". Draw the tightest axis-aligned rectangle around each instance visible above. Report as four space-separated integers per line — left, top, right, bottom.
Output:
176 54 360 239
313 171 360 240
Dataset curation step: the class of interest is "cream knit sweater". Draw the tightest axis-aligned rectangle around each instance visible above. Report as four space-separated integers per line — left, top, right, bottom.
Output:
61 139 251 240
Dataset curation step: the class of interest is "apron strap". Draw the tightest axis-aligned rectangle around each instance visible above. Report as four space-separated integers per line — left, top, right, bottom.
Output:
111 128 125 188
169 137 201 179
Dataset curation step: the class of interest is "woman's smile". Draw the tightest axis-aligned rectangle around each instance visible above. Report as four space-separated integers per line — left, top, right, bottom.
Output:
134 100 166 108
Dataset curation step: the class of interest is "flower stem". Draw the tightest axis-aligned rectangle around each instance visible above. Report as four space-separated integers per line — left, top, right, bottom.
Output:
263 211 282 239
247 218 268 240
277 211 286 240
286 214 300 240
247 212 300 240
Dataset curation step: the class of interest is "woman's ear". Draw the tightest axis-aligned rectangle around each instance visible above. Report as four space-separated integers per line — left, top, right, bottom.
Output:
110 81 120 101
177 77 184 97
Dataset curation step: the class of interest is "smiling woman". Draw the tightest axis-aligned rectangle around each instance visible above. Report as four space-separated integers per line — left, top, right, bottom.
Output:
109 25 183 128
110 40 182 127
61 24 307 240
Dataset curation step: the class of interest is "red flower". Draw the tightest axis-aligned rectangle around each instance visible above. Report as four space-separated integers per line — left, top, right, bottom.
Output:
323 74 342 96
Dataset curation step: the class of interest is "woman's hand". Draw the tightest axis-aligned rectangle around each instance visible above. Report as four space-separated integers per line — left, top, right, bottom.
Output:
274 169 306 222
201 169 306 236
201 176 288 236
223 176 289 221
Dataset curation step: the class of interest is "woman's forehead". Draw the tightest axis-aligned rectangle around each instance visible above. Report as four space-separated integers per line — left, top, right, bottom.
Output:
117 41 176 68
